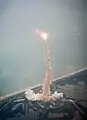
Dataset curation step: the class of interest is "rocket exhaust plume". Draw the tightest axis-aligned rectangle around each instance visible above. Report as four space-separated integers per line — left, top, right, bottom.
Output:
35 28 48 41
35 28 53 101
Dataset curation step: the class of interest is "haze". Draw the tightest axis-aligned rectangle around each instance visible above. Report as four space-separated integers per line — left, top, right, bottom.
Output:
0 0 87 95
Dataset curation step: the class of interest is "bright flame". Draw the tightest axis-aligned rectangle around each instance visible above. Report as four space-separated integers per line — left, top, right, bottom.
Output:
35 28 48 41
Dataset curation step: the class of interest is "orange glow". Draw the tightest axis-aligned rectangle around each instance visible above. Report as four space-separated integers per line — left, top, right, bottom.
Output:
35 28 48 41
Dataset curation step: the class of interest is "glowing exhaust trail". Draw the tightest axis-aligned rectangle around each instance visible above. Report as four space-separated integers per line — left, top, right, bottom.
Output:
35 28 53 100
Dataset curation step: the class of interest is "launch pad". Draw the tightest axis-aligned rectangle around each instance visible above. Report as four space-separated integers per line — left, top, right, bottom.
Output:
0 69 87 120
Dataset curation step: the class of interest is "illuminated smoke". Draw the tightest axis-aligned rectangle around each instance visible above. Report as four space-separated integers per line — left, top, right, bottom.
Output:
35 28 48 41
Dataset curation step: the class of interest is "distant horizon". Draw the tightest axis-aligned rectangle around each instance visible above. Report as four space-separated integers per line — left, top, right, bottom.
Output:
0 66 87 99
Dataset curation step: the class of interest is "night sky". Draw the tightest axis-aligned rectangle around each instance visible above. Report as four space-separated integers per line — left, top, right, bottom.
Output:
0 0 87 95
